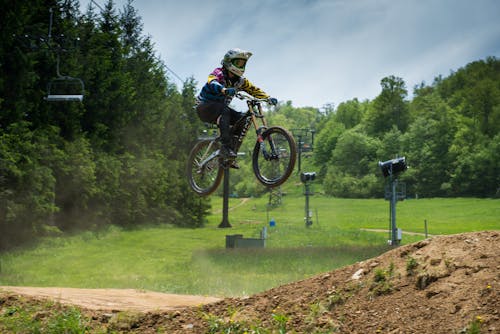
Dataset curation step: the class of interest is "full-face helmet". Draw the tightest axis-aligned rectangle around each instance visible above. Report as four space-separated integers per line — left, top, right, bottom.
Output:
221 48 252 77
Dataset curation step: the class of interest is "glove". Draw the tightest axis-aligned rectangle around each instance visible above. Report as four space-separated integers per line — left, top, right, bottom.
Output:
224 87 236 96
268 97 278 105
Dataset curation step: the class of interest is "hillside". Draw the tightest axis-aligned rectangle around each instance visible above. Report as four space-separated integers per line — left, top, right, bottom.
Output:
1 231 498 333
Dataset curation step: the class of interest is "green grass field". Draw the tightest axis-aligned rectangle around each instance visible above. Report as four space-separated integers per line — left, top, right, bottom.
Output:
1 190 498 297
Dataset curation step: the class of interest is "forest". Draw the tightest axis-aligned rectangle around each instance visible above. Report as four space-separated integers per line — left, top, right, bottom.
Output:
1 0 499 250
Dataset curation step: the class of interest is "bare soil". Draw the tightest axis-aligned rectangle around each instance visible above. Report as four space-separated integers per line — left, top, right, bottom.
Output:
1 230 499 333
0 287 221 312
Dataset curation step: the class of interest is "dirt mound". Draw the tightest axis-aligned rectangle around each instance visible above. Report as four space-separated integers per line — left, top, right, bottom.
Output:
1 231 499 333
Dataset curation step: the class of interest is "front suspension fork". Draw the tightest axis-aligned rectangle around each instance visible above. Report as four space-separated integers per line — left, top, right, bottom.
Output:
256 126 278 160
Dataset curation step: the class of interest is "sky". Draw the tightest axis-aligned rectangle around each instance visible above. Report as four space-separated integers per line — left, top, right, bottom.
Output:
80 0 500 109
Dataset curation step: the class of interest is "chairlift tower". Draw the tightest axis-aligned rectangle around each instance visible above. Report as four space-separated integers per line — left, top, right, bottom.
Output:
291 129 315 173
378 157 408 246
268 186 282 207
267 159 283 207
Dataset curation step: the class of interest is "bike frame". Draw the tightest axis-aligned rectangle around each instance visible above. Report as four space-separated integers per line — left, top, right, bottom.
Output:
232 94 269 153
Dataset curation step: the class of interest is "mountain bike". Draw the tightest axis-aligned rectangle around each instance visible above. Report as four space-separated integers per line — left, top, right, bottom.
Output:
187 92 297 196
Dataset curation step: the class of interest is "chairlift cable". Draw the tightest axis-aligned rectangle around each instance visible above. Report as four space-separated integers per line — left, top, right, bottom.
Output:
48 8 53 45
56 52 61 77
165 63 184 83
90 0 104 12
89 0 184 85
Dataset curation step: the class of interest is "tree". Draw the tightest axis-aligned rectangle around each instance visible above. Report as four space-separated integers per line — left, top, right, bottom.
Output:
0 0 217 249
448 128 499 197
269 103 321 131
54 136 97 230
377 126 404 160
363 76 410 137
335 98 365 129
323 128 381 197
0 123 61 249
402 117 452 197
313 118 345 173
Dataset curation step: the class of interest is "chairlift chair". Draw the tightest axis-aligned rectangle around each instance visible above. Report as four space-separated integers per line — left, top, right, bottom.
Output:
45 52 84 102
46 75 84 102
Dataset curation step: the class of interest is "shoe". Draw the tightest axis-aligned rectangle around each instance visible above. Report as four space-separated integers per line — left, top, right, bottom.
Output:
229 160 240 169
220 146 237 159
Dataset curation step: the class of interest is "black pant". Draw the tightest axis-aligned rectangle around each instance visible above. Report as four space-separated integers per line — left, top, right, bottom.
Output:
196 101 244 147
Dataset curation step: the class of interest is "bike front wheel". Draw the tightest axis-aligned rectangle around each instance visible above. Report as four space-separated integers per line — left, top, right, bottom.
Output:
252 126 297 187
187 139 223 196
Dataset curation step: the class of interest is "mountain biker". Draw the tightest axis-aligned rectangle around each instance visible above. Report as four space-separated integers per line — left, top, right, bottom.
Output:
196 48 278 168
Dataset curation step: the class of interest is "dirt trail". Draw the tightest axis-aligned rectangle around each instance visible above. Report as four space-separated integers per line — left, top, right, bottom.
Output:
0 286 220 312
212 197 250 214
360 228 435 237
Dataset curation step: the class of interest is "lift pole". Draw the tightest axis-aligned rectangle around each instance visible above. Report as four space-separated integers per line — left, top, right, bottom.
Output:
389 175 399 245
218 165 231 228
304 181 313 227
379 157 407 246
300 172 316 227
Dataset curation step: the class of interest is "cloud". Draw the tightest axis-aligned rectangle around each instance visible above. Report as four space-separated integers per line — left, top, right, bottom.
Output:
80 0 500 108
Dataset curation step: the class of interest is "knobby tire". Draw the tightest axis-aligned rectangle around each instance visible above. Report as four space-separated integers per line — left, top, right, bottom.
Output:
187 139 223 196
252 126 297 187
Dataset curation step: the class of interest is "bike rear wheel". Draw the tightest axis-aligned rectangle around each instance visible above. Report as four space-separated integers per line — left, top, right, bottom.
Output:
187 139 223 196
252 126 297 187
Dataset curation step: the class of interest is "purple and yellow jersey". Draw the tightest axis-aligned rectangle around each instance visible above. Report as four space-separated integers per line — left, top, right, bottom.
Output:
197 67 269 104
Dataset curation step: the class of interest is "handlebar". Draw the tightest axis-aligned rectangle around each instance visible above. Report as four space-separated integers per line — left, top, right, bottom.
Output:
235 92 269 103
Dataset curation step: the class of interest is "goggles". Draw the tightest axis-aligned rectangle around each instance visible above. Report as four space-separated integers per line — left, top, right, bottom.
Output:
231 58 247 69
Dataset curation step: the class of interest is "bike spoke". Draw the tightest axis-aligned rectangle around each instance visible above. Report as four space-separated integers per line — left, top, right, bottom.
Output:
253 127 296 187
187 140 223 196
